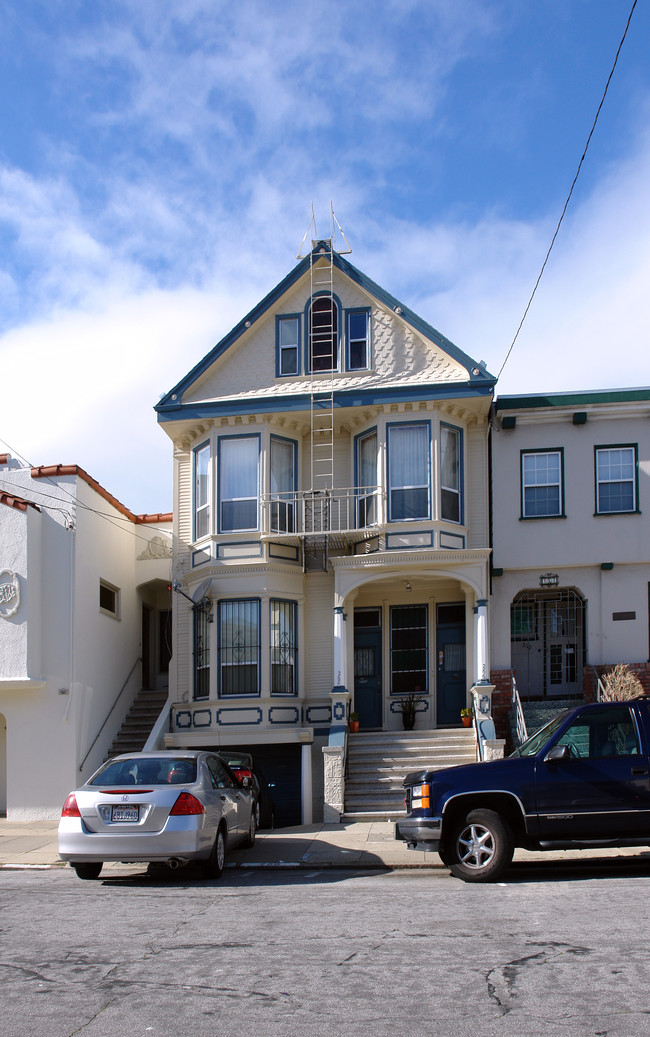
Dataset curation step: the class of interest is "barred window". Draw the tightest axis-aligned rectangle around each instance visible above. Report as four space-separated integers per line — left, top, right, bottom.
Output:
270 600 297 695
219 600 260 696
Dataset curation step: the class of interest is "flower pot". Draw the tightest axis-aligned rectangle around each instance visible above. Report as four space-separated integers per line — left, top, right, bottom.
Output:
461 715 472 727
349 720 359 733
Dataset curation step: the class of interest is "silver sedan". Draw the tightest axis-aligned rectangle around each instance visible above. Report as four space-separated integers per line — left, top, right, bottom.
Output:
58 751 256 880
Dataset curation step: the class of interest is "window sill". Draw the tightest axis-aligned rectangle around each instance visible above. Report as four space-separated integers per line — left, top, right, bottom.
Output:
519 514 567 521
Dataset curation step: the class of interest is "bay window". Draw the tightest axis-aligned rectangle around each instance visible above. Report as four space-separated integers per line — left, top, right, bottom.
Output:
441 424 462 523
218 599 260 696
387 422 430 521
193 442 211 539
270 599 297 695
270 436 296 533
219 435 259 532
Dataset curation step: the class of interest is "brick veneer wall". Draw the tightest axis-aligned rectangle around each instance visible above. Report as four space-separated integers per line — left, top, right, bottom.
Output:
584 662 650 701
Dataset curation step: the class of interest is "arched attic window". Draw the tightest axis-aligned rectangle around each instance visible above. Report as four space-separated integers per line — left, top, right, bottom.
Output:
309 296 338 372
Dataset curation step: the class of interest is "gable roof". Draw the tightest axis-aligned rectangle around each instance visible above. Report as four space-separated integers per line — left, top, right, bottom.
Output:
155 243 495 423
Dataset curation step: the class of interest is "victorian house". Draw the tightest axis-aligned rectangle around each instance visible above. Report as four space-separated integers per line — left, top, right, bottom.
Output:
155 235 497 823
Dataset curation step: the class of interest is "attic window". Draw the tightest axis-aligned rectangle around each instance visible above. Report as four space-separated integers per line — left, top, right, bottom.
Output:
276 316 300 376
309 297 338 372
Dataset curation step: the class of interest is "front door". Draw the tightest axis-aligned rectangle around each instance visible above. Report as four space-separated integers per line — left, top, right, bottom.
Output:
436 603 466 726
354 609 382 729
545 599 581 697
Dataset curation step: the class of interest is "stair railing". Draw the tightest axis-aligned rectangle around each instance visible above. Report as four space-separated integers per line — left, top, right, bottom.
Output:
512 671 528 746
590 665 607 701
79 656 142 772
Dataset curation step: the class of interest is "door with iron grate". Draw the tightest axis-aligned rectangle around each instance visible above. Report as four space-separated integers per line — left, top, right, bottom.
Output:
511 588 584 699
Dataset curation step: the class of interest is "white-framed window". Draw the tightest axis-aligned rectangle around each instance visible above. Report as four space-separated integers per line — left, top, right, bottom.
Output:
276 315 300 376
270 436 296 533
521 449 563 518
440 424 462 523
218 435 260 532
356 428 378 527
218 599 260 696
99 579 120 619
595 445 637 514
346 308 370 370
387 422 430 521
193 441 211 539
270 599 297 695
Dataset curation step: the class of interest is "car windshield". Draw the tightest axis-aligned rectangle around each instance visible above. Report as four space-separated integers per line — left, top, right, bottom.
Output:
90 758 198 786
509 710 570 758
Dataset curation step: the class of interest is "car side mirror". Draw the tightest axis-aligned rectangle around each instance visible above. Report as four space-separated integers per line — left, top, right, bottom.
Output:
544 744 571 763
239 775 251 789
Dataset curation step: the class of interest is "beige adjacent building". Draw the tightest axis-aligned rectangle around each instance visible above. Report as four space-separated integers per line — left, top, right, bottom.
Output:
490 388 650 729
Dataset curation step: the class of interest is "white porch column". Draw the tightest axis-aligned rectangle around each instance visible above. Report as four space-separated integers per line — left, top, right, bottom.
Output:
333 604 347 691
300 739 313 825
474 598 490 685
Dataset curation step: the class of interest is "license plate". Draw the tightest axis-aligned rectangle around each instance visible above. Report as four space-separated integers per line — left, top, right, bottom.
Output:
111 806 139 822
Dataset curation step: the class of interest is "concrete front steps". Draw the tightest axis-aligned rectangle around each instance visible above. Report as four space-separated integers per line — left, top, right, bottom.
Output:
108 687 169 757
342 728 477 821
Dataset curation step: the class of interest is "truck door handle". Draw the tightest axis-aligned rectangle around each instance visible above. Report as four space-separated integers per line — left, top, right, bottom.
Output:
631 767 648 776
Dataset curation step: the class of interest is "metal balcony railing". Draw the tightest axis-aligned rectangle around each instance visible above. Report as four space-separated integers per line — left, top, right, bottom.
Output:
260 486 382 537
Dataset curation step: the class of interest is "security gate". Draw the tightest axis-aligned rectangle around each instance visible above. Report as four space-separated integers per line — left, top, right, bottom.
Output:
511 588 585 699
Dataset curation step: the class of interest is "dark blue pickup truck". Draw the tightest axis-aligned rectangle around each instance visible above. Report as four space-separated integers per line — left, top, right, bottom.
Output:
395 699 650 882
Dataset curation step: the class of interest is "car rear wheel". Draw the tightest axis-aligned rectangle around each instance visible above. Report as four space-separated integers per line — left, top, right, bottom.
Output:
201 826 226 880
448 808 513 883
72 862 103 880
243 811 256 848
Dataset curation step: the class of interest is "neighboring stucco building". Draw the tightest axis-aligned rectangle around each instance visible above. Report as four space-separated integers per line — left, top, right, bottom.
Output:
489 388 650 733
0 454 172 818
154 239 497 823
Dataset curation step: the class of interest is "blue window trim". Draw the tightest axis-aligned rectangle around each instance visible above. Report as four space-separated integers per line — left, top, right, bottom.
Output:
386 420 432 523
520 447 565 520
192 440 211 542
217 598 261 698
303 291 343 374
440 422 464 525
594 443 639 516
345 306 371 371
275 313 302 377
269 598 298 697
217 433 261 534
270 433 298 534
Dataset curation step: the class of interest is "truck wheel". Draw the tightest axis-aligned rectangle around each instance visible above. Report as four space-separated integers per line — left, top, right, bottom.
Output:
448 809 513 883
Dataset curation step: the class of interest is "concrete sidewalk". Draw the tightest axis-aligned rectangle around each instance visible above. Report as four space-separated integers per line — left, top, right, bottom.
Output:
1 817 649 873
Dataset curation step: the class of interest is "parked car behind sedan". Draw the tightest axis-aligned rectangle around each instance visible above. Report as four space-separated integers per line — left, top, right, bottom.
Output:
219 750 275 829
58 751 256 880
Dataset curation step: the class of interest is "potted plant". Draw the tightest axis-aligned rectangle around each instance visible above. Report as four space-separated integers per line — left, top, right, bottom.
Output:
460 707 472 727
396 692 424 731
349 712 359 733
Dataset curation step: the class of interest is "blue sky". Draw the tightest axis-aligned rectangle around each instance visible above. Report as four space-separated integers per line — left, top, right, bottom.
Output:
1 0 649 513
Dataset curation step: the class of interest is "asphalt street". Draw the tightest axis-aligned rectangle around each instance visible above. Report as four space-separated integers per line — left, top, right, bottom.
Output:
1 859 650 1037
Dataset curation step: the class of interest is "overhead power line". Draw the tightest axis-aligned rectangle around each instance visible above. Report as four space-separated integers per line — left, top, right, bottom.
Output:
498 0 638 380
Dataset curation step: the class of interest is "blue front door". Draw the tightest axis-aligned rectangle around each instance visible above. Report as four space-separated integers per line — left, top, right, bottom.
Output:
354 610 382 729
436 604 466 726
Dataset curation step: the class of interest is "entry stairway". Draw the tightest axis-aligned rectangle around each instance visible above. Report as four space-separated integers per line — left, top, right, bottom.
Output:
342 728 477 821
108 687 169 757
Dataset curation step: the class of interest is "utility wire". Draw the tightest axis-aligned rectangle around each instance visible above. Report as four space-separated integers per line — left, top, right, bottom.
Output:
498 0 638 380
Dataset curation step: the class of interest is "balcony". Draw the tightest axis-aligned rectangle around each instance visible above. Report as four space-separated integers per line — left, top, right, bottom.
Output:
260 487 382 548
